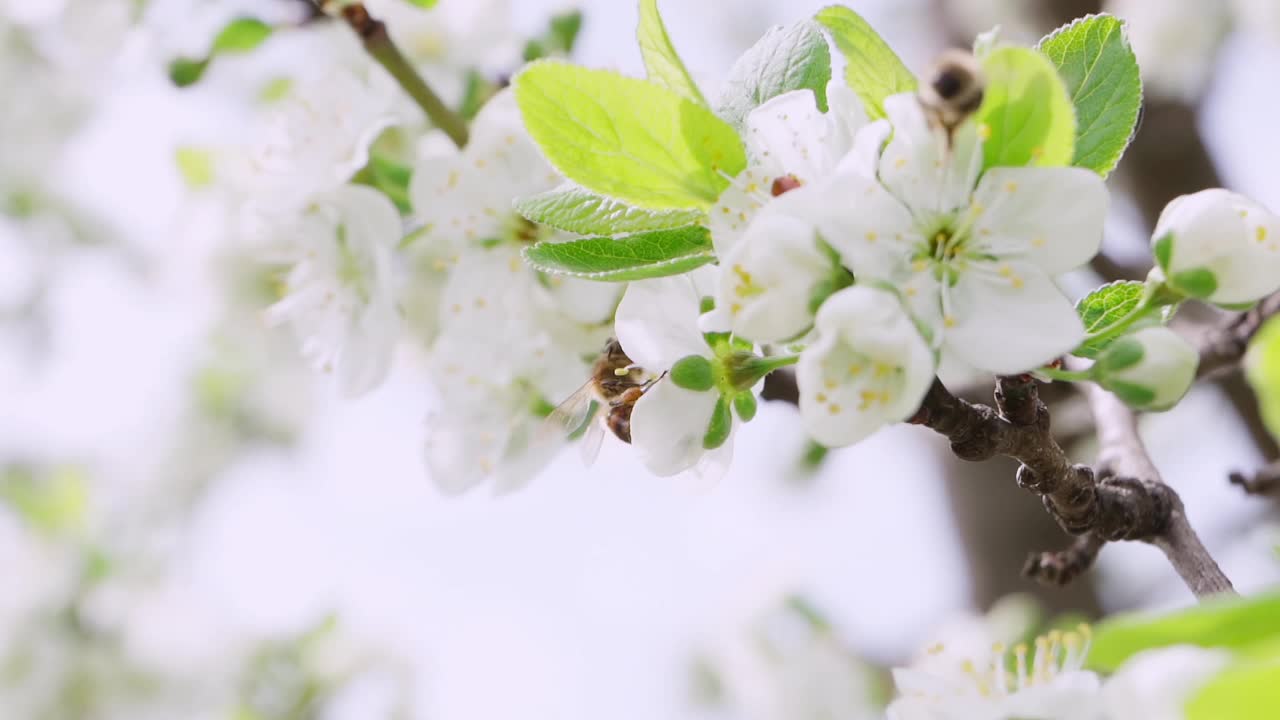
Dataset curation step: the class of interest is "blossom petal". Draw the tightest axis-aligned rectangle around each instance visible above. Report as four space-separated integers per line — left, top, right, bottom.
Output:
943 261 1084 374
629 380 721 476
709 166 773 255
795 174 916 282
744 86 851 182
970 167 1109 275
797 287 934 447
615 276 707 371
717 212 830 343
878 93 983 217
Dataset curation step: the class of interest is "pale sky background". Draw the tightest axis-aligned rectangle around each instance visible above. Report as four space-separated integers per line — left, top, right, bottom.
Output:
4 1 1280 718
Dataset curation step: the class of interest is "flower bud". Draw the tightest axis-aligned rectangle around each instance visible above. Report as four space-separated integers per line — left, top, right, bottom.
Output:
1094 327 1198 411
1152 189 1280 306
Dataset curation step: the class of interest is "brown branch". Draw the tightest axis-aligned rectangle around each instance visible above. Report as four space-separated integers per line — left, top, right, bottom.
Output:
1230 462 1280 497
1196 293 1280 380
913 377 1235 599
1024 533 1106 588
323 2 469 147
1084 383 1236 597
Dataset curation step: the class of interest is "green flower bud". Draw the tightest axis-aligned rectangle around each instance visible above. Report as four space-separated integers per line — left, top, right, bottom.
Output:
1094 327 1198 412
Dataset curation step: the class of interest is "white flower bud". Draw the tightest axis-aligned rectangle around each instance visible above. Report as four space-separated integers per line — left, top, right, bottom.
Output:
1094 327 1198 412
1152 189 1280 306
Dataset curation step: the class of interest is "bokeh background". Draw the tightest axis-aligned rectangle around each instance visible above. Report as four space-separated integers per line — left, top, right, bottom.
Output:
3 0 1280 718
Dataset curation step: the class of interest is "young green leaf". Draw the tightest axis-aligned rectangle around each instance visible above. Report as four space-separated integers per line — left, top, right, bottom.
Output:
514 62 746 210
815 6 915 119
515 185 704 236
1088 591 1280 672
404 0 440 7
717 21 832 129
1186 661 1280 720
1073 280 1150 358
1038 14 1143 177
638 0 706 105
211 17 273 54
523 226 716 281
1245 316 1280 442
169 17 274 88
977 46 1077 169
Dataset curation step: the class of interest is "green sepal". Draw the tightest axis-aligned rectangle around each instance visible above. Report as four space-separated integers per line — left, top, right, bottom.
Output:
1169 267 1219 299
702 395 733 450
733 392 758 422
671 355 716 392
1095 336 1145 373
1104 379 1156 408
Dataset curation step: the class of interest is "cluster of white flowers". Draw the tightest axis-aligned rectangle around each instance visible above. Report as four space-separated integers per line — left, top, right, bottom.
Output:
236 0 1280 494
613 80 1108 475
886 622 1231 720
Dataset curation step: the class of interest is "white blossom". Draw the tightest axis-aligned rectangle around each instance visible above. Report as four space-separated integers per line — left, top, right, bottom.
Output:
796 286 934 447
805 93 1108 375
1093 326 1198 411
888 625 1100 720
264 185 402 397
1152 188 1280 306
615 275 737 478
710 81 874 254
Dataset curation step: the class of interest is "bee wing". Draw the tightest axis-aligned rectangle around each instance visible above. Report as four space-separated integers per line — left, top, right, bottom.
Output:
578 419 605 467
536 382 598 445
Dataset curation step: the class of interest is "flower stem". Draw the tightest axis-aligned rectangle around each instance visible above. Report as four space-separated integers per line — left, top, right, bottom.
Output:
331 2 470 148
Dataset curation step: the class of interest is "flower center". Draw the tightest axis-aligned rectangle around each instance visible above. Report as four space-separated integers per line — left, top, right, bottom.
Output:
935 625 1093 700
813 342 906 416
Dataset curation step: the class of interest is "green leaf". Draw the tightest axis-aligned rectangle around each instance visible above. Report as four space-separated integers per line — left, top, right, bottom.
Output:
353 154 413 214
1186 661 1280 720
0 465 89 536
404 0 440 8
1088 591 1280 672
815 5 915 120
977 46 1077 169
515 185 704 236
1073 280 1152 358
1038 14 1143 177
514 61 747 210
717 21 832 129
211 17 273 54
638 0 706 105
524 10 584 61
169 57 210 87
522 226 716 281
1246 316 1280 442
175 146 215 189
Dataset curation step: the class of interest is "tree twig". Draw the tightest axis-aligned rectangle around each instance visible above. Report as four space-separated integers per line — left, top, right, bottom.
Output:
1084 382 1236 597
321 1 470 147
1024 533 1106 588
1196 292 1280 380
1230 462 1280 497
911 377 1235 599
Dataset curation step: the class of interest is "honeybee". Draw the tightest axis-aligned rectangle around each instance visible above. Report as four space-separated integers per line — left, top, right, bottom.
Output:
542 338 661 465
918 49 986 147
